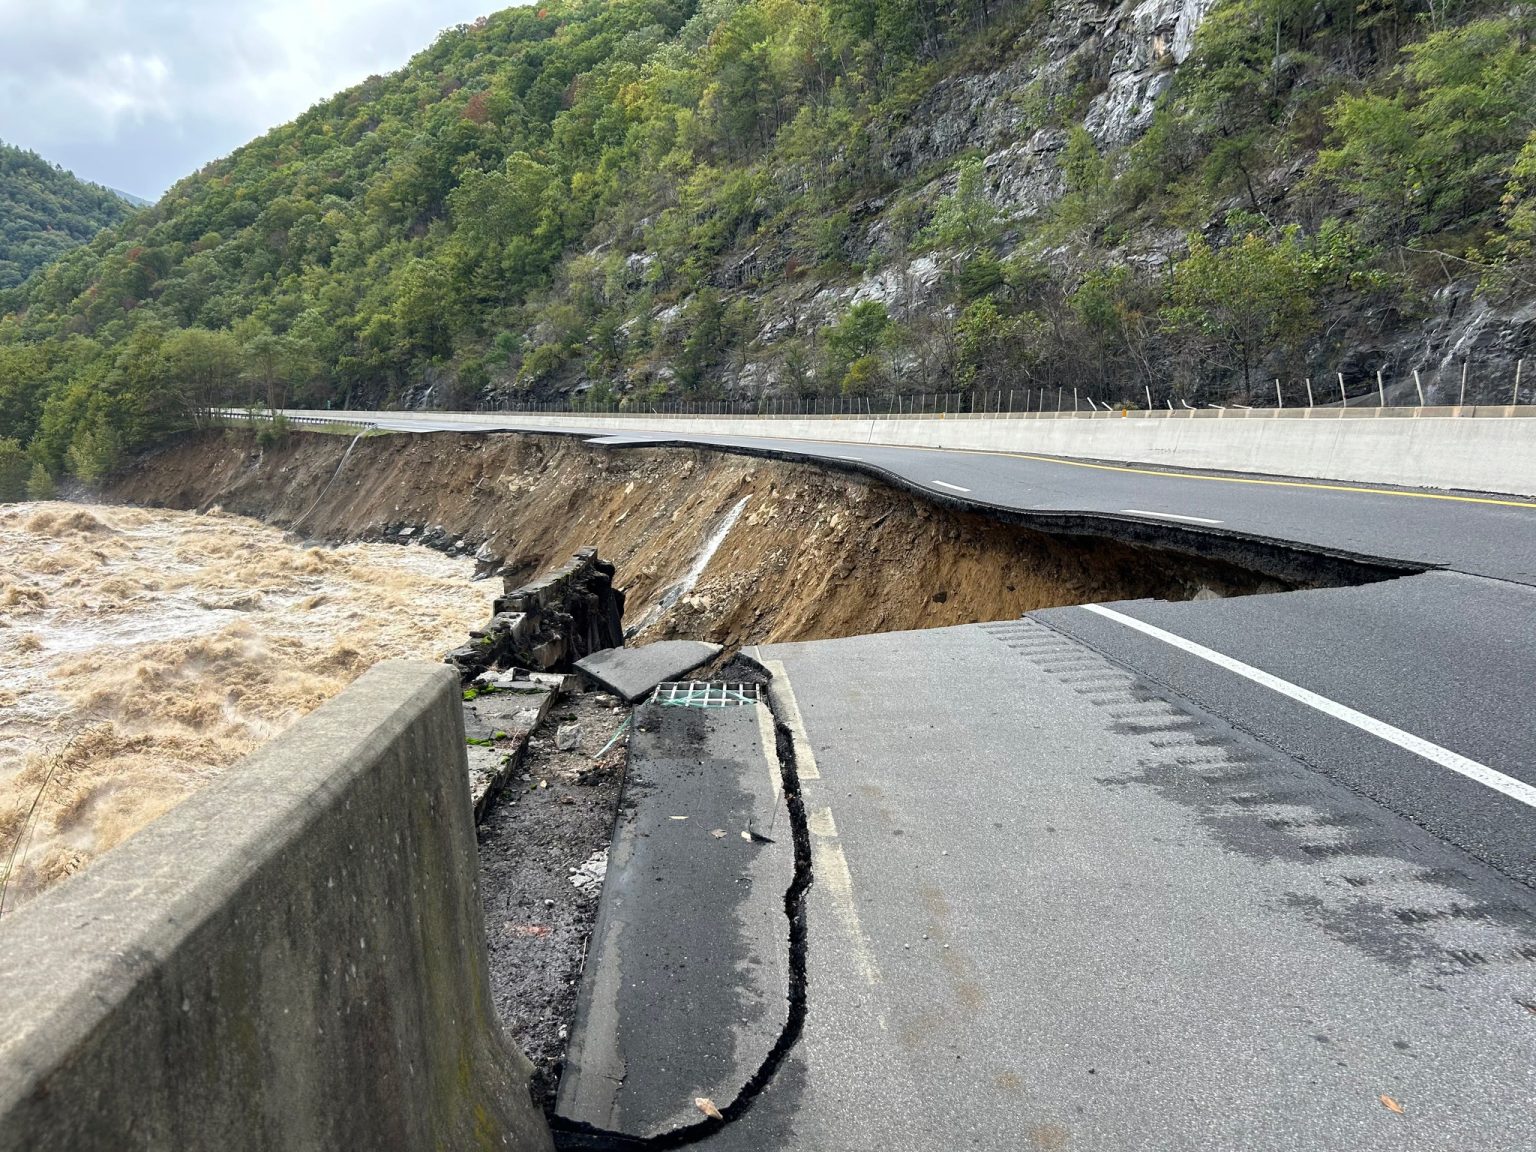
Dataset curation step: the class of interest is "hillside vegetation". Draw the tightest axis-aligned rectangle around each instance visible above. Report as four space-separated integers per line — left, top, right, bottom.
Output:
0 143 134 291
1 0 1533 486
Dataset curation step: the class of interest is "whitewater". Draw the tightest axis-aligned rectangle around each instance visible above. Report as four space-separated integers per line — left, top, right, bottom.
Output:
0 502 489 913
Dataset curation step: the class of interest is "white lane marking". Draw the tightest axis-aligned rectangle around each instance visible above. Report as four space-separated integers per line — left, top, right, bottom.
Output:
930 480 971 493
1120 508 1224 525
809 807 839 838
1083 605 1536 811
815 827 882 986
759 659 820 779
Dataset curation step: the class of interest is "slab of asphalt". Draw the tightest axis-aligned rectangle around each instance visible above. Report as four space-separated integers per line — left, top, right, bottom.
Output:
1035 571 1536 886
555 691 793 1139
682 624 1536 1151
576 641 725 703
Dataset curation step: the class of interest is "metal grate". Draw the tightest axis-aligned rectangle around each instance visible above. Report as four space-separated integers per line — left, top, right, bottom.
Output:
652 681 761 708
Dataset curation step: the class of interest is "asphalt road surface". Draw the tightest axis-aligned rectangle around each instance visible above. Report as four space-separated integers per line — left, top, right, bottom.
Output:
326 410 1536 584
303 411 1536 1149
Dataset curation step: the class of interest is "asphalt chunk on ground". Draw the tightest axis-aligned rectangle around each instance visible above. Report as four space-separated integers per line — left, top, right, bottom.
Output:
557 690 793 1139
576 640 725 703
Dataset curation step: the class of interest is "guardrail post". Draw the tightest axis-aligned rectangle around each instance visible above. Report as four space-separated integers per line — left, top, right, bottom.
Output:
1377 369 1386 407
1337 372 1347 407
1305 378 1314 408
1275 378 1283 409
1460 362 1469 407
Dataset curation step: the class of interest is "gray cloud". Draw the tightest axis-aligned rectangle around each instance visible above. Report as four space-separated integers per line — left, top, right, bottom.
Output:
0 0 499 199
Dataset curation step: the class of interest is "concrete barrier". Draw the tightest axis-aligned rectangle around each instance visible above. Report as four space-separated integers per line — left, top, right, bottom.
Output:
0 662 553 1152
270 408 1536 497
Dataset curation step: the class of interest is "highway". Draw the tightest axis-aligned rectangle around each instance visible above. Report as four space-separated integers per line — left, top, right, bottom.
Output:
305 410 1536 1149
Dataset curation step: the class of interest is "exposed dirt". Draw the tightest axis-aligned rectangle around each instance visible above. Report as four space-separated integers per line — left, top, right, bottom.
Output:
111 430 1303 648
477 688 630 1111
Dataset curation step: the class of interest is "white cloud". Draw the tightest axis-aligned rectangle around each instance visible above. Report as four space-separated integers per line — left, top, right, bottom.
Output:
0 0 501 197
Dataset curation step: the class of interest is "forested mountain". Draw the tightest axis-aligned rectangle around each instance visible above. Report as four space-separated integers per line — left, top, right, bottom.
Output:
1 0 1533 485
0 143 135 290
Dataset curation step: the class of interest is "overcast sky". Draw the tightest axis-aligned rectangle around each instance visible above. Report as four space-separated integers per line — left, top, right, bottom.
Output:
0 0 502 200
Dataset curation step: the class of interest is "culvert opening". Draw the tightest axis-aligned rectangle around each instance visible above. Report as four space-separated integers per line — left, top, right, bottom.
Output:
111 431 1419 656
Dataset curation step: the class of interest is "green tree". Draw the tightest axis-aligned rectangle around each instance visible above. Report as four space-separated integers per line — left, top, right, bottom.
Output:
0 437 27 501
65 415 122 485
1317 16 1536 242
25 460 55 500
923 156 999 251
1164 223 1317 397
823 300 895 388
164 328 243 416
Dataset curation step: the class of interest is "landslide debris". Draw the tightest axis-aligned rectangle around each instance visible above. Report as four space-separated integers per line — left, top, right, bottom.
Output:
114 429 1293 647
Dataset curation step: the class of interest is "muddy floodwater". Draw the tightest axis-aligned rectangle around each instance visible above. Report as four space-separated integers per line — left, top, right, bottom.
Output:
0 501 489 913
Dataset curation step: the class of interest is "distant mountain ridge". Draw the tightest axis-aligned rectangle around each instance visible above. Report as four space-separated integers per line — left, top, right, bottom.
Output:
0 141 134 289
108 188 153 209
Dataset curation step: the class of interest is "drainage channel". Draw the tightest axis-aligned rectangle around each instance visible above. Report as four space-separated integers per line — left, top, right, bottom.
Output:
549 656 813 1151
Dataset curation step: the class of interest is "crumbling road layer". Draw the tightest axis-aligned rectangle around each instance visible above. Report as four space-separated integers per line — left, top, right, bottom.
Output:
115 431 1316 648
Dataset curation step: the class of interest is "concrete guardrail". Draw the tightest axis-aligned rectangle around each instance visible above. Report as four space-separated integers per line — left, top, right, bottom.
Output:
0 662 553 1152
263 407 1536 498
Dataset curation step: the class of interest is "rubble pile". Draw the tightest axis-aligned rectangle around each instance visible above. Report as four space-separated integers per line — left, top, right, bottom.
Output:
447 548 626 681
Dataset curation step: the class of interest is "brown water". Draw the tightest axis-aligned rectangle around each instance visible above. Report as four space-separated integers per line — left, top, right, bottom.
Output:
0 502 488 913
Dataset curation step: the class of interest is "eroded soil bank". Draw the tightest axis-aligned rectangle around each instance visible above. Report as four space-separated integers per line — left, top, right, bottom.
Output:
114 429 1301 647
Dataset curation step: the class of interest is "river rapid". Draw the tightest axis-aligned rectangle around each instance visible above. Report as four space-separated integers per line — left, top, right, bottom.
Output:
0 501 488 914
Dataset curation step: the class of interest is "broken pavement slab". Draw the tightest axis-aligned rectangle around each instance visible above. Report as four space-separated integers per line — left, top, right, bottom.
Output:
575 640 724 703
556 688 793 1139
463 683 558 819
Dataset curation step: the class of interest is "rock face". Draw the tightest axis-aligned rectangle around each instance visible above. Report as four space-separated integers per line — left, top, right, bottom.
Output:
624 0 1227 398
447 548 626 681
876 0 1220 195
1085 0 1218 146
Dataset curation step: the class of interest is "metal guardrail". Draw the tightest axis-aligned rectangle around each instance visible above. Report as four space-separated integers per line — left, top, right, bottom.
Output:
211 409 378 430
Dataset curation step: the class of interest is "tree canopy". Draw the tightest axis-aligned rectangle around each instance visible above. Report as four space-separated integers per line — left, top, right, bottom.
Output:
0 142 135 290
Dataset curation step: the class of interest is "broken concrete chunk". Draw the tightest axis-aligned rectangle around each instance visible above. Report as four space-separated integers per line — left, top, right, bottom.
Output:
446 549 626 682
528 671 581 694
556 724 585 752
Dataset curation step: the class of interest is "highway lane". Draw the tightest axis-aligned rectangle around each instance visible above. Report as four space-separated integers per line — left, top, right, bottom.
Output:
329 414 1536 875
339 412 1536 585
692 625 1536 1150
311 410 1536 1144
1037 572 1536 886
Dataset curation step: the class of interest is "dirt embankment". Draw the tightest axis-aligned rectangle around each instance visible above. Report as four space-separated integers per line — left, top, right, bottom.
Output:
112 430 1291 646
